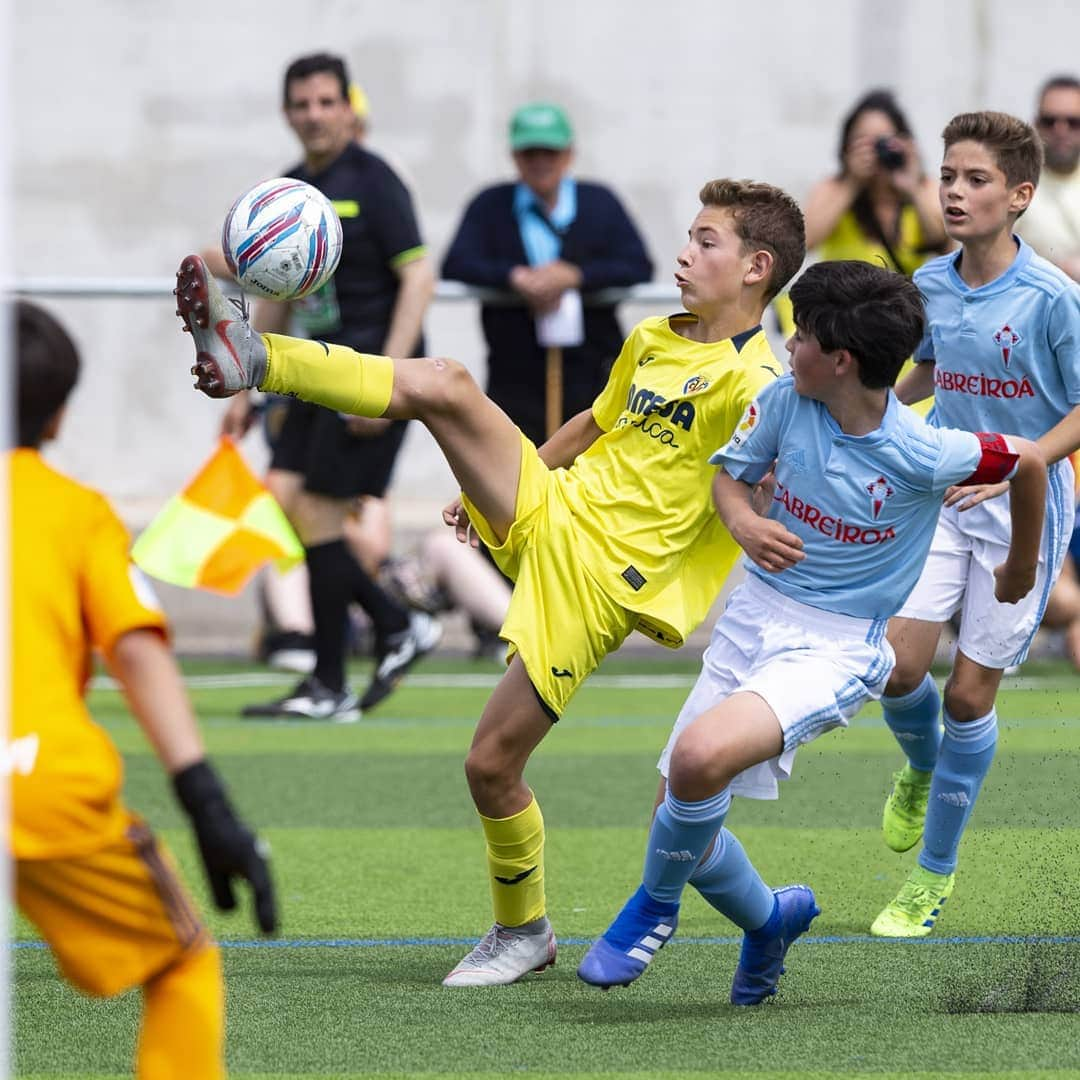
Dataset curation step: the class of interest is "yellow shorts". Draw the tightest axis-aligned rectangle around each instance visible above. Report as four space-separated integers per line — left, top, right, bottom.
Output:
16 814 209 997
462 433 637 718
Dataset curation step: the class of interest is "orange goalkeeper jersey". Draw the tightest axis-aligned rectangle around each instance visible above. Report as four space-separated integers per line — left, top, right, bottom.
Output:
8 449 168 859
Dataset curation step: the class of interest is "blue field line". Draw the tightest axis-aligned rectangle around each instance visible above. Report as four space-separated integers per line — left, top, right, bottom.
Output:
12 933 1080 951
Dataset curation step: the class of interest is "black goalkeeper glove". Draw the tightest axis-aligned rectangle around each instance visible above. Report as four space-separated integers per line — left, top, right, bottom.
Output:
172 759 278 934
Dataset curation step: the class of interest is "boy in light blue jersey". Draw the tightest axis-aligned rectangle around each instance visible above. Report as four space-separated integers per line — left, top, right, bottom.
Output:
577 260 1047 1001
873 111 1080 938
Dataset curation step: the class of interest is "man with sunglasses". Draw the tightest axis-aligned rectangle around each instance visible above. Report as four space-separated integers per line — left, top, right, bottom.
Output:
1020 76 1080 672
1018 75 1080 281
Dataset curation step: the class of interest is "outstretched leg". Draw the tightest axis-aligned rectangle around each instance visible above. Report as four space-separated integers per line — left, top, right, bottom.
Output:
175 255 523 543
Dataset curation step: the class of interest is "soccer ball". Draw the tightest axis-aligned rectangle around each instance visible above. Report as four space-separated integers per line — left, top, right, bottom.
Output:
221 177 343 301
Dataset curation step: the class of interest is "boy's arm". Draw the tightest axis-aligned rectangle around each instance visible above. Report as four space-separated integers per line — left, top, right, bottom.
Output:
107 628 205 771
803 177 860 250
382 255 435 360
538 408 604 469
712 468 804 573
989 436 1047 604
107 628 277 933
1038 289 1080 464
443 409 603 544
1035 402 1080 467
895 360 935 406
958 403 1080 510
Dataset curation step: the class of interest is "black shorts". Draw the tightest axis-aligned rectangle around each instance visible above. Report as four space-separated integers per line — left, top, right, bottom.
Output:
270 397 409 499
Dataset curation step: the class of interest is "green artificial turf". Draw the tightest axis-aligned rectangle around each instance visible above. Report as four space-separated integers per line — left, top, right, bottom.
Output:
13 656 1080 1078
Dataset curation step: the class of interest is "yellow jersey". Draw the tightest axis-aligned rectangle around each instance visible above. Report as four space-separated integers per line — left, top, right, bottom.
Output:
775 205 938 335
8 449 168 859
818 204 934 275
560 315 781 645
774 206 937 415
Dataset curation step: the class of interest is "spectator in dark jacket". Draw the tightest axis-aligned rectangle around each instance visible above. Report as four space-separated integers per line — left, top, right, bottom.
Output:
442 102 653 444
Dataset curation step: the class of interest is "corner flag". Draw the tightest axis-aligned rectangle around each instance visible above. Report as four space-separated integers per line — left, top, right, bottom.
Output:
132 437 302 595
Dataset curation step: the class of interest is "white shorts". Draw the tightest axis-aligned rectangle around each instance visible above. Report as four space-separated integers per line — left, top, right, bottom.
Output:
896 503 1071 668
657 575 894 800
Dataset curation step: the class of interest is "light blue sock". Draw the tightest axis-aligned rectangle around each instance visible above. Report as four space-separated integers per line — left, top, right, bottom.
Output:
688 827 775 932
882 673 942 773
919 709 998 876
642 788 731 903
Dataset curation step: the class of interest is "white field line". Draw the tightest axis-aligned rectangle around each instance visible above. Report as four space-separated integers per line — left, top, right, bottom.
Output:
89 671 1074 693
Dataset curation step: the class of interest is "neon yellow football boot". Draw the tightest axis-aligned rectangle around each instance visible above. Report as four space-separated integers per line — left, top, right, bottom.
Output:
870 865 955 938
882 763 933 852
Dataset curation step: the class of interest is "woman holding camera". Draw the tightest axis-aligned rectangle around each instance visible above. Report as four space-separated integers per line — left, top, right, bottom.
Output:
803 89 948 269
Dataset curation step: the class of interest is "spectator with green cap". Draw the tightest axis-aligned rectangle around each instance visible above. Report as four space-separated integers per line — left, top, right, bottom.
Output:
509 102 574 151
443 100 653 447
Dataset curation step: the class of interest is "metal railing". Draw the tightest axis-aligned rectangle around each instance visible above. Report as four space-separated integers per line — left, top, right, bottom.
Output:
13 277 680 306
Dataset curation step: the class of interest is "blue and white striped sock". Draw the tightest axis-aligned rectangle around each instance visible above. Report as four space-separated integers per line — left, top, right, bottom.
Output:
688 827 775 932
919 709 998 876
882 673 942 773
642 787 731 904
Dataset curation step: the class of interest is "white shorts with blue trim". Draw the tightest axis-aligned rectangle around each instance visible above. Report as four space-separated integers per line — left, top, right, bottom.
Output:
657 575 895 800
896 490 1073 668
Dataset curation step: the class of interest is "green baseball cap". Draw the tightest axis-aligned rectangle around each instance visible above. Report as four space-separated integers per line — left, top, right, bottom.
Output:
509 102 573 151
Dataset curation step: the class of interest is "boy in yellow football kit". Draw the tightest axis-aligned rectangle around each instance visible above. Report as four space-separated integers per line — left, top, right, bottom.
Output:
10 302 276 1077
175 178 805 986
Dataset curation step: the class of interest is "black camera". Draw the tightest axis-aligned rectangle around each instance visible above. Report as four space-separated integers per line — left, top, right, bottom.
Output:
875 136 906 171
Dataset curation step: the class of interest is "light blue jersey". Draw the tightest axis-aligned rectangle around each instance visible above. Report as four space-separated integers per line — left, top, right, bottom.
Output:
712 376 998 621
914 237 1080 549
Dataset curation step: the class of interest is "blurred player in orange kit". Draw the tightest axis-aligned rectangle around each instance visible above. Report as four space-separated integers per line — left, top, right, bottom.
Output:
8 300 276 1079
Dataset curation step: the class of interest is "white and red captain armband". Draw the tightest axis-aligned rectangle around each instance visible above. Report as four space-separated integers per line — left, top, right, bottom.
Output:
960 432 1021 486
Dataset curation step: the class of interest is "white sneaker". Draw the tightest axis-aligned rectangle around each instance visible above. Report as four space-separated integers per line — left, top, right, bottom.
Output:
241 675 360 723
360 611 443 711
442 920 557 987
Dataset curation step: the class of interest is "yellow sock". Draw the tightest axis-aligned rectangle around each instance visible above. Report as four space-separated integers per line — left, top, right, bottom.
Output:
137 942 224 1079
481 796 546 927
259 333 394 417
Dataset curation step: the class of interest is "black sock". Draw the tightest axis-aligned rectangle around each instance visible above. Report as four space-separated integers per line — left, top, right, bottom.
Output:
306 540 353 692
306 541 408 690
348 556 410 639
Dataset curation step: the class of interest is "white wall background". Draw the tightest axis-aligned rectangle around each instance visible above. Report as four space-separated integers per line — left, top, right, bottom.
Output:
13 0 1080 528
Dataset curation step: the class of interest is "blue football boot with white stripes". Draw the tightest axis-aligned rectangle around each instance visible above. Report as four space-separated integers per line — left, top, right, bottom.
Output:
577 885 679 988
730 885 820 1005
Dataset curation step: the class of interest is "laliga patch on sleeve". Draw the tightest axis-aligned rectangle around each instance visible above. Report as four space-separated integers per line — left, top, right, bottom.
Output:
729 400 760 447
129 564 164 612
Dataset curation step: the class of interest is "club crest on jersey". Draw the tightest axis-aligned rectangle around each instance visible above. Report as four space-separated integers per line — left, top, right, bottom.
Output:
683 374 710 395
866 476 895 520
992 323 1021 368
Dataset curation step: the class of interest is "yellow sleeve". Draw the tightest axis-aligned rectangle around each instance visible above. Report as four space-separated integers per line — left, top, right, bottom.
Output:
721 358 781 443
591 323 644 432
81 497 169 654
